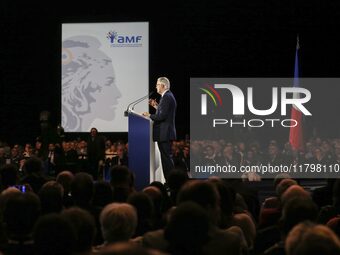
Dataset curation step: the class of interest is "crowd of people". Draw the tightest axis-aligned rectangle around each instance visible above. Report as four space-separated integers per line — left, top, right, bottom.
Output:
0 134 339 254
191 137 340 169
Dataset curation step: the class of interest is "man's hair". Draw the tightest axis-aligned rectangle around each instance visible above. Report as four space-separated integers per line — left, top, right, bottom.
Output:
61 207 96 253
157 77 170 89
56 171 74 194
24 157 43 174
164 202 210 254
4 192 41 238
110 165 132 188
39 181 64 214
177 180 220 210
285 221 340 255
90 127 98 133
100 203 137 243
71 173 94 206
34 213 76 255
276 178 298 198
280 196 318 235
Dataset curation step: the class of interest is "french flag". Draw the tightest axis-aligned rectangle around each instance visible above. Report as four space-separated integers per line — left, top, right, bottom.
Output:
289 36 304 151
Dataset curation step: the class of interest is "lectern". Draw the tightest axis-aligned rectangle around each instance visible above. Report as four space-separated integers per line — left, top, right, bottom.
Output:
127 110 155 190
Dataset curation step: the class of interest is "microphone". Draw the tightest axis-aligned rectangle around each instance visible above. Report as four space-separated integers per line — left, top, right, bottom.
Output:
132 91 155 110
124 91 154 116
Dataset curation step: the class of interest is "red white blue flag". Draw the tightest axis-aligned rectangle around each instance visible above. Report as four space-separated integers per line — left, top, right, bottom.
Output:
289 36 304 151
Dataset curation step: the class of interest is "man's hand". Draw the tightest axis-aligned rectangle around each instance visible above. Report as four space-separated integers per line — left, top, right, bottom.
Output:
149 99 158 109
142 112 151 117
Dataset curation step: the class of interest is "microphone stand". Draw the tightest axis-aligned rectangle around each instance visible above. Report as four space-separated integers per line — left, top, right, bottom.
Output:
124 92 153 116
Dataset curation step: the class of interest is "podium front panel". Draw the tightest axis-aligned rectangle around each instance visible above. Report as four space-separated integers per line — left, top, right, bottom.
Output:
128 113 152 190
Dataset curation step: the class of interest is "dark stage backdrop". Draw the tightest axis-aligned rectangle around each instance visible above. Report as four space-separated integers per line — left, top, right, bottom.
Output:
1 0 340 145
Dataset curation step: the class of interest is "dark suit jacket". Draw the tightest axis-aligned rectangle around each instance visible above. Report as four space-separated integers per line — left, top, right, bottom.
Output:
87 135 106 161
150 90 177 142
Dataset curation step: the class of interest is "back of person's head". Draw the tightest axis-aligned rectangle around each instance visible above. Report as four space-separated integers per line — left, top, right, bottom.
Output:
177 180 219 208
167 169 189 205
273 173 292 189
149 181 168 199
143 185 168 218
110 166 134 202
177 180 220 224
276 178 298 199
61 207 96 253
0 187 20 223
71 172 94 207
23 157 43 174
285 221 340 255
0 164 18 190
208 178 234 227
110 165 132 188
97 242 161 255
4 192 40 239
34 213 76 255
93 181 114 207
281 184 310 206
56 170 74 194
167 169 189 192
100 203 137 243
143 185 163 203
39 181 64 214
164 202 210 255
210 179 234 211
327 217 340 238
127 192 154 236
127 192 154 220
280 197 318 236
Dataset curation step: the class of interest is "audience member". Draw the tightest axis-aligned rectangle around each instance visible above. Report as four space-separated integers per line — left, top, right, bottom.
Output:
56 170 74 207
38 180 64 214
98 203 137 250
61 207 96 255
2 192 40 255
34 213 76 255
285 221 340 255
164 202 210 255
20 157 47 194
128 192 155 237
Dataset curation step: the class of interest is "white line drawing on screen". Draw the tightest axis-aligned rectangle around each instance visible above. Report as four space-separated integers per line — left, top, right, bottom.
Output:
62 35 121 132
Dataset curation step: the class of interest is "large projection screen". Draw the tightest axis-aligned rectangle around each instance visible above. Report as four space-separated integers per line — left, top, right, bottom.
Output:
61 22 149 132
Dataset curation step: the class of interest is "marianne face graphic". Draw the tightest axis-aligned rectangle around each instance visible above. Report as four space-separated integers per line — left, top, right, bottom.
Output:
62 36 121 132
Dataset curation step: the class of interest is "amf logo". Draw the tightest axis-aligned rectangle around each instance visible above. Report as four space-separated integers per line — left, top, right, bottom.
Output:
106 30 143 47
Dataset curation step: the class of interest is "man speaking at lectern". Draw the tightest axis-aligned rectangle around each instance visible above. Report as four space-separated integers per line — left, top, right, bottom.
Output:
143 77 177 180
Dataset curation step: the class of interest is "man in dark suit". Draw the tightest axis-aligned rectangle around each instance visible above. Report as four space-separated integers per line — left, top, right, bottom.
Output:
87 127 105 180
143 77 177 180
